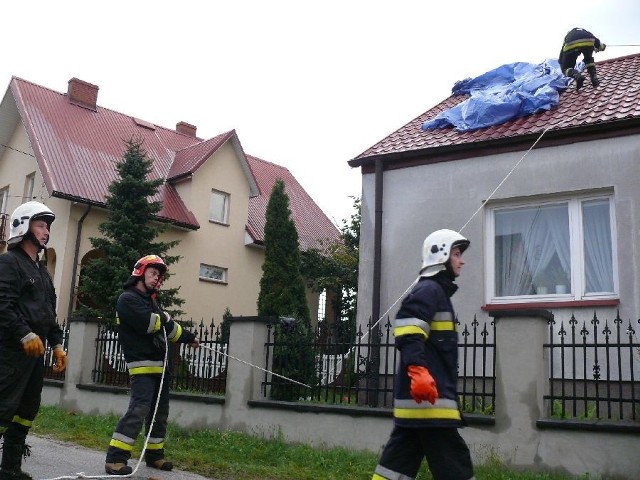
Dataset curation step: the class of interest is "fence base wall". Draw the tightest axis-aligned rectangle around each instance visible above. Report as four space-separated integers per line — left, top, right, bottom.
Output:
40 314 640 479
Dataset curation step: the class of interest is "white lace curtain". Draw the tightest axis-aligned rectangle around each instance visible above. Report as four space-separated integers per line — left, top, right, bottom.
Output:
494 200 613 297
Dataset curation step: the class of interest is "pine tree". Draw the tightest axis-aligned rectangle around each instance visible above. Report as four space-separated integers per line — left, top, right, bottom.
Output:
76 138 183 319
257 179 314 400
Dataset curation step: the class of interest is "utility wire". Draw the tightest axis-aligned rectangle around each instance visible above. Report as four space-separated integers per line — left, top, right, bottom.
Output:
0 143 35 157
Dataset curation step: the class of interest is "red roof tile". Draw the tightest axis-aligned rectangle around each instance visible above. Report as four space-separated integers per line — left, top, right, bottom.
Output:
246 155 340 250
351 53 640 165
8 77 338 245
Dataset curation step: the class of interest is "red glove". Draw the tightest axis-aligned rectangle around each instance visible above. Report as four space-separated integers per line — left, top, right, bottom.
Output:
407 365 438 404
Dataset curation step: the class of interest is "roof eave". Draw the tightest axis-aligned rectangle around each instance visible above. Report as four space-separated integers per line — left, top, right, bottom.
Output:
349 116 640 173
51 192 200 231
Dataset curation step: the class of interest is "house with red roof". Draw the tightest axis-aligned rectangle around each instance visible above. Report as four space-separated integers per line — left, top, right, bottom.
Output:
0 76 339 321
349 52 640 328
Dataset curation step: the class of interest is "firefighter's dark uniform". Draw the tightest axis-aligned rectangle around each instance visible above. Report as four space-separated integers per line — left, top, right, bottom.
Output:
372 271 474 480
559 27 604 88
105 287 196 467
0 248 64 475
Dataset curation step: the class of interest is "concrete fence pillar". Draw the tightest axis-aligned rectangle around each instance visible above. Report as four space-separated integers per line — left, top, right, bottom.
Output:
65 316 102 388
225 316 276 414
489 309 552 466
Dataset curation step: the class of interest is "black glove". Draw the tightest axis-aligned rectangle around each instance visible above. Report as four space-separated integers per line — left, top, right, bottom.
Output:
153 331 167 354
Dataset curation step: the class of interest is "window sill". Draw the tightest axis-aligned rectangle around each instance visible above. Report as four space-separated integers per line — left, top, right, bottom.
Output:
482 298 620 312
208 220 230 227
198 277 228 285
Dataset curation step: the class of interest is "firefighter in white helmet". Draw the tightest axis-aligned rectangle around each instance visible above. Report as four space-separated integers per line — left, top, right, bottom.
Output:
0 201 66 480
372 229 475 480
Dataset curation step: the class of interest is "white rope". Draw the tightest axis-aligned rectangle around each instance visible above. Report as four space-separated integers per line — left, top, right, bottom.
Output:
199 343 312 389
333 110 576 368
41 329 169 480
458 123 553 233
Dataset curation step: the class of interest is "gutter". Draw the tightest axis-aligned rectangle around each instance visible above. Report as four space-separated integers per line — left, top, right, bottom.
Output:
366 158 384 407
67 203 91 317
349 117 640 171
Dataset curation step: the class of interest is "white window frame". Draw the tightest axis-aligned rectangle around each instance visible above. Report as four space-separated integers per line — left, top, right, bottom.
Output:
485 192 618 304
23 173 35 202
208 189 230 225
0 187 8 214
199 263 227 284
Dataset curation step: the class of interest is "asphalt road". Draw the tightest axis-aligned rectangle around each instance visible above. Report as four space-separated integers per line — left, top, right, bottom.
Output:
22 436 211 480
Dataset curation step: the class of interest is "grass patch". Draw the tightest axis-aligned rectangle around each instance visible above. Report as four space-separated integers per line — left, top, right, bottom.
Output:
32 405 593 480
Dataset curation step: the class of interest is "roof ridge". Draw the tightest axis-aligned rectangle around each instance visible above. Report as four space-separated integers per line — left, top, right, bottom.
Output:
11 76 209 140
246 153 291 171
597 50 640 66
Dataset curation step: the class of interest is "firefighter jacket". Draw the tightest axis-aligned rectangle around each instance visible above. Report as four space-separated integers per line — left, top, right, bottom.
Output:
392 271 463 428
115 287 196 375
0 248 64 351
561 28 603 54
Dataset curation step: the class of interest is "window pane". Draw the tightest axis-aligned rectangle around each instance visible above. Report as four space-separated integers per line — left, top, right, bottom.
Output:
209 191 229 223
582 199 614 293
495 204 570 296
199 264 226 282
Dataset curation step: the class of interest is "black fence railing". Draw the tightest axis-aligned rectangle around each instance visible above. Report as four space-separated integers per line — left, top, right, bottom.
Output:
92 318 228 395
44 318 70 380
544 311 640 422
262 316 496 413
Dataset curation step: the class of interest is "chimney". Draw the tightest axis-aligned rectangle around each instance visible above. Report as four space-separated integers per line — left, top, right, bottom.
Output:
176 121 197 137
67 78 99 111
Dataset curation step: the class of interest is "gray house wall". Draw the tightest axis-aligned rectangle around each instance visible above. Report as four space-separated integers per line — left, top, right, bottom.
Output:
356 134 640 330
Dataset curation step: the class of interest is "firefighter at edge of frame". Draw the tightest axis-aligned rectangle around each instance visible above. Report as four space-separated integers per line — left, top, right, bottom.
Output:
371 229 476 480
104 255 200 476
559 27 606 91
0 200 67 480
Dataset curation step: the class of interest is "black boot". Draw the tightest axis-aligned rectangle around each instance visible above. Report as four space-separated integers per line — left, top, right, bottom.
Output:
0 444 32 480
567 68 584 91
587 67 600 87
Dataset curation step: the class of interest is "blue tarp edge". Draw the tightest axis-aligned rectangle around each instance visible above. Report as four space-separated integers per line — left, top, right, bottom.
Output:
421 59 579 132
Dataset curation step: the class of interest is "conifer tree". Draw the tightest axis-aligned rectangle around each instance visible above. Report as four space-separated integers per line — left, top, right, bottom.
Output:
301 195 360 346
257 179 314 400
76 138 183 319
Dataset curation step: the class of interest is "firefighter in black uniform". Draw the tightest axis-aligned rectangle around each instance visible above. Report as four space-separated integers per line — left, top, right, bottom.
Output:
105 255 200 476
0 201 67 480
559 27 606 90
372 229 475 480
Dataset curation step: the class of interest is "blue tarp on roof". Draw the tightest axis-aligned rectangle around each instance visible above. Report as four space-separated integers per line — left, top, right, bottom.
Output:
421 59 572 132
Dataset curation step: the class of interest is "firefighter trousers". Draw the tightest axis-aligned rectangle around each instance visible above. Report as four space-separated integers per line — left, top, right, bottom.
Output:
0 348 42 445
106 374 170 464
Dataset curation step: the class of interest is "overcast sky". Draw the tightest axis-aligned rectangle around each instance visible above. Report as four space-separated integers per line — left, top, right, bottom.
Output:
1 0 638 225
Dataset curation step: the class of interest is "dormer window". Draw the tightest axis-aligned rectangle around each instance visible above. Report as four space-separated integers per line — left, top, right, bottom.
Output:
209 190 230 225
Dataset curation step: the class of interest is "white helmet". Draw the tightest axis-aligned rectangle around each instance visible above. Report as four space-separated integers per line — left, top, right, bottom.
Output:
420 229 470 277
7 201 55 249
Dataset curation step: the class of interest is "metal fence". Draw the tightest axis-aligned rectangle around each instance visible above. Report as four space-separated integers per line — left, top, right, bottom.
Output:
544 311 640 421
262 316 497 413
92 318 228 395
44 318 70 380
